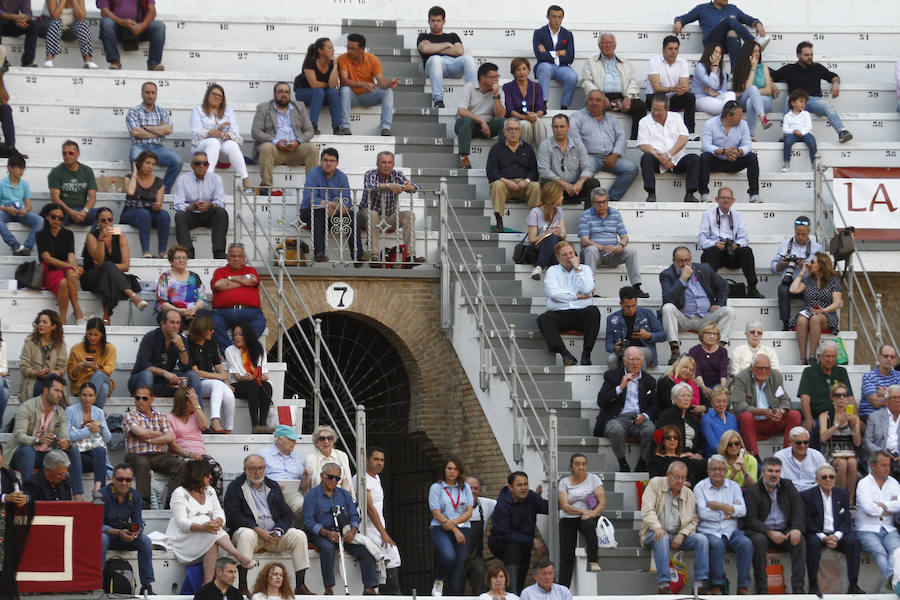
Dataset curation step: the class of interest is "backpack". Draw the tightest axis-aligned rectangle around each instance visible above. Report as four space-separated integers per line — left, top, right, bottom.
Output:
15 260 43 290
103 557 135 595
829 226 855 264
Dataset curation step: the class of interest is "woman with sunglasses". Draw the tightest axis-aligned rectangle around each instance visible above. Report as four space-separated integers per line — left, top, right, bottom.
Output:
819 382 861 505
301 425 353 496
656 382 706 484
121 150 168 258
187 312 234 434
503 57 547 147
428 456 473 597
80 207 148 325
648 425 700 483
717 430 757 488
66 317 115 409
729 320 779 376
224 322 272 434
65 381 111 502
36 204 84 324
789 251 842 365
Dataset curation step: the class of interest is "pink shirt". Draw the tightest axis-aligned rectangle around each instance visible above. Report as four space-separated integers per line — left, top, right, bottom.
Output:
166 412 206 455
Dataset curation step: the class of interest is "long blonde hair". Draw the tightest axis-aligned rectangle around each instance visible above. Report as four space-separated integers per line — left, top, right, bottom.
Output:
540 181 563 223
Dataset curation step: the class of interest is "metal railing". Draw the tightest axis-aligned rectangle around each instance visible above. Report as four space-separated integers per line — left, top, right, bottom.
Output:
813 157 898 358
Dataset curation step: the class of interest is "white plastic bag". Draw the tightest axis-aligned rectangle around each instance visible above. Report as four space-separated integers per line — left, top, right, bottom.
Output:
596 515 618 548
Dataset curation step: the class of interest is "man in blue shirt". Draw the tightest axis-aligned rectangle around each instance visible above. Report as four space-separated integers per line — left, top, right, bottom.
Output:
699 102 760 203
0 150 41 255
101 463 155 596
303 462 379 594
258 425 306 524
697 187 763 298
673 0 769 71
301 147 361 263
536 240 600 366
860 344 900 420
578 188 646 297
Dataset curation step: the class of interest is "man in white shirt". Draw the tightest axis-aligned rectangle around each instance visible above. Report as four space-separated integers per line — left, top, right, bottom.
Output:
536 240 600 367
172 151 228 259
774 426 826 491
697 187 763 298
464 475 497 594
637 94 700 203
351 446 401 594
695 455 753 595
855 451 900 586
645 36 695 133
863 386 900 479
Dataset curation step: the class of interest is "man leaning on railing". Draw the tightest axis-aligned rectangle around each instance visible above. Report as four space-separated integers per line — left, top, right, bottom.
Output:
300 147 361 263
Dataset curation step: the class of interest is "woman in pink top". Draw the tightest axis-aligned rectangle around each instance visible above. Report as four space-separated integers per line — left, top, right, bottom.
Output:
167 387 223 500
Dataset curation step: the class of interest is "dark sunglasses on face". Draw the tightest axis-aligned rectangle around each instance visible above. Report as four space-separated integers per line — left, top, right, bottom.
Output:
793 440 810 445
663 434 679 440
134 395 150 401
192 160 210 166
324 474 341 482
819 474 835 480
318 435 334 442
833 392 850 397
115 476 133 483
727 441 742 447
48 213 64 221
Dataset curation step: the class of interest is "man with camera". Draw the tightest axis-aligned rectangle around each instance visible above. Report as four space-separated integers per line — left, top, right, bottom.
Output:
101 463 156 596
697 187 763 299
771 215 822 331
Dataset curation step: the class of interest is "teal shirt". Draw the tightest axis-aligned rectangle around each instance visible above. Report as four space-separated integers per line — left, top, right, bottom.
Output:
0 176 30 210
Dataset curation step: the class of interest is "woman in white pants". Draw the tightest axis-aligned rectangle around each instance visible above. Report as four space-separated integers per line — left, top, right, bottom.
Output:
186 312 235 433
190 84 250 191
692 44 736 116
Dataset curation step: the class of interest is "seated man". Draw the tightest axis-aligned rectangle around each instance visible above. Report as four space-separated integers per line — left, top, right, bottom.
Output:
360 150 422 262
700 103 761 203
697 187 763 298
798 341 853 437
416 5 477 109
304 462 379 594
0 0 36 67
300 147 360 262
486 119 540 233
48 140 98 226
581 33 647 140
337 33 398 136
640 461 709 594
730 354 802 455
594 346 657 472
770 215 823 331
532 5 577 110
194 557 242 600
695 455 753 595
454 62 505 170
604 285 664 369
862 385 900 478
578 188 646 297
258 425 306 525
250 81 318 192
487 471 548 593
536 241 600 367
637 94 700 203
173 152 229 260
856 451 900 587
644 36 695 134
0 150 41 256
673 1 768 70
745 457 806 594
122 385 185 509
860 344 900 420
21 448 72 501
520 560 572 600
101 463 155 596
224 454 312 597
774 426 826 492
569 90 637 202
126 82 181 191
128 308 202 399
802 464 864 597
659 245 735 364
537 114 600 206
210 243 267 353
98 0 165 70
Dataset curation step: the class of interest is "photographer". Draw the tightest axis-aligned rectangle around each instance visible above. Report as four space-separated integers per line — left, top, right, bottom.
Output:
698 187 763 298
100 463 156 596
771 215 822 331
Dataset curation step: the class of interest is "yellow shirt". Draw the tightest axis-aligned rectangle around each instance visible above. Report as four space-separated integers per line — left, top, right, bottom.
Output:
66 341 117 396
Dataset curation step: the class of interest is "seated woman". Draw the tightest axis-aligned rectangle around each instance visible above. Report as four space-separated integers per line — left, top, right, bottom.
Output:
251 562 295 600
294 38 341 135
557 453 604 586
502 57 547 147
65 382 111 501
166 387 224 500
688 322 728 398
36 204 84 324
20 308 67 399
187 313 234 434
156 245 206 325
191 84 250 191
66 317 115 409
80 207 148 324
732 41 776 137
648 424 704 486
656 354 706 414
692 44 736 115
729 320 779 377
165 460 256 584
301 424 354 496
700 385 738 457
41 0 97 68
224 322 273 434
789 252 842 365
525 181 565 281
121 150 169 258
819 381 861 506
656 382 706 484
717 429 757 489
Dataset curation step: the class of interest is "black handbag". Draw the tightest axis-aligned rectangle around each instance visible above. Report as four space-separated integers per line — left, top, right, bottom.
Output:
15 261 43 290
726 279 747 298
512 234 539 265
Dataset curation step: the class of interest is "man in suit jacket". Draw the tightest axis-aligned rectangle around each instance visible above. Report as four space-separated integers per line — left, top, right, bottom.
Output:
744 456 806 594
250 81 318 190
532 5 577 109
659 246 736 365
729 354 802 455
862 385 900 477
801 464 864 596
594 346 657 472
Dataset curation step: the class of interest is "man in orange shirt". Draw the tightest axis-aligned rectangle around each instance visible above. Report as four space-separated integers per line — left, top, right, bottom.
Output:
337 33 399 136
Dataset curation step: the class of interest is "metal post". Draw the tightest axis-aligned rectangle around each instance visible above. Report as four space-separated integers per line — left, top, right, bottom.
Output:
314 317 323 429
477 255 489 391
510 324 522 464
847 267 855 332
813 155 826 246
547 409 559 568
439 177 451 330
355 404 368 534
875 293 885 349
233 174 242 245
277 248 285 362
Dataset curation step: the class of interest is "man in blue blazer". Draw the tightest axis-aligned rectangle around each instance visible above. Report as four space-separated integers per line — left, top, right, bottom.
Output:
659 245 735 364
532 5 577 109
800 464 864 596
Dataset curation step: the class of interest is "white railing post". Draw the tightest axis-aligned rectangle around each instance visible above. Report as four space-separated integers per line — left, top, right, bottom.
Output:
233 174 243 247
875 293 884 349
277 247 285 362
813 154 827 246
476 254 489 391
355 404 368 534
314 317 323 429
547 409 559 568
510 324 522 465
440 177 451 329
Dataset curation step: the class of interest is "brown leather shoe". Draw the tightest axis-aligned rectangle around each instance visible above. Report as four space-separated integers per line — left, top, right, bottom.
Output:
324 587 334 595
710 586 724 595
295 584 315 595
737 587 751 595
363 588 379 595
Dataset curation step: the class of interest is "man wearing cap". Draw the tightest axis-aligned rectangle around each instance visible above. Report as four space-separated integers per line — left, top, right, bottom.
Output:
771 215 822 331
258 425 306 526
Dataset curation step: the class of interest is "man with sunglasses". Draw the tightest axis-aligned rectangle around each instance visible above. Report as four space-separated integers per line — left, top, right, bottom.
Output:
173 151 228 260
801 464 864 597
47 140 98 226
699 102 760 203
774 426 826 492
100 463 155 596
771 215 823 331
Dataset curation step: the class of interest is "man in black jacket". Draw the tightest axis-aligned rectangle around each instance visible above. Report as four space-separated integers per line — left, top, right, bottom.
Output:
744 456 806 594
223 454 313 597
21 448 72 501
659 245 735 365
487 471 548 593
594 346 657 472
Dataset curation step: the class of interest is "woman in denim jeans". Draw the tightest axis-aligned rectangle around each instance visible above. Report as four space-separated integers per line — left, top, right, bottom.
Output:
294 38 341 135
428 456 474 596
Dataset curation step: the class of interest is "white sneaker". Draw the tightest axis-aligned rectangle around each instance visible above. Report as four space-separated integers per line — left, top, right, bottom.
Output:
588 561 602 572
749 194 763 203
83 61 98 69
699 193 710 203
756 35 771 51
432 580 444 597
530 265 542 280
781 161 791 173
43 59 53 68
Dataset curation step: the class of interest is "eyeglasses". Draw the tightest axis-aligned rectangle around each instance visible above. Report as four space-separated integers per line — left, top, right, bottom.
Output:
317 435 335 442
246 465 265 472
793 440 810 446
192 160 210 166
324 474 341 482
115 477 133 483
747 330 763 335
819 474 835 480
832 392 850 397
663 435 679 441
727 441 742 447
134 395 150 401
48 213 64 221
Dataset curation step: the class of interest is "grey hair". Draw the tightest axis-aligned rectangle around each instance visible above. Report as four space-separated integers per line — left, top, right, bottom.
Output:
751 352 771 367
504 118 522 130
788 426 809 441
745 321 763 333
666 460 688 475
227 242 245 253
708 454 728 468
376 150 395 161
815 463 836 477
243 453 263 467
44 449 70 471
817 340 838 356
598 32 616 44
321 462 342 475
888 384 900 396
670 381 693 402
590 187 609 200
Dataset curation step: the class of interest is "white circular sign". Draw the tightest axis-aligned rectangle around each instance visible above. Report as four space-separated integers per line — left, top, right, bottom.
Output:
326 281 355 310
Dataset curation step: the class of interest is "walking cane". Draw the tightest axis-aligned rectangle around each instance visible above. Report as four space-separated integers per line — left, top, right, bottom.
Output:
331 505 351 595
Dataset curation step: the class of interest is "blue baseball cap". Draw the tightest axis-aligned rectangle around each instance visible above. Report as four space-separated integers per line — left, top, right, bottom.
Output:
273 425 299 440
